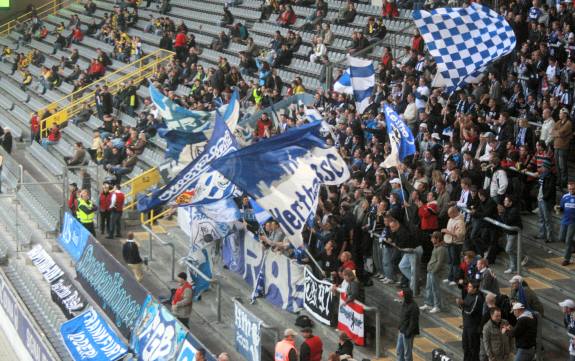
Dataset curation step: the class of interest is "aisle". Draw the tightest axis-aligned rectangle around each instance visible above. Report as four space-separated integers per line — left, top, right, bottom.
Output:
0 327 20 361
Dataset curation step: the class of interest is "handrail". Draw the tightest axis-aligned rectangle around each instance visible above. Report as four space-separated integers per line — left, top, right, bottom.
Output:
141 222 176 281
40 49 175 137
141 207 173 227
232 297 280 345
0 0 80 37
335 286 381 358
458 207 523 274
122 167 162 211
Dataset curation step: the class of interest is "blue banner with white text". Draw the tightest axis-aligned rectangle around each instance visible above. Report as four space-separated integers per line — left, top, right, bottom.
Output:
234 300 262 361
61 307 128 361
58 212 90 262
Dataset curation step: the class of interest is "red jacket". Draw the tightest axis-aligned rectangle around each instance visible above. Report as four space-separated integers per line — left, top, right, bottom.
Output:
279 10 296 25
418 201 438 231
72 28 83 42
47 128 61 142
112 191 125 212
382 1 399 18
303 336 323 361
99 191 112 212
174 32 187 47
30 115 40 133
412 35 424 53
68 191 78 213
172 282 192 305
88 61 105 76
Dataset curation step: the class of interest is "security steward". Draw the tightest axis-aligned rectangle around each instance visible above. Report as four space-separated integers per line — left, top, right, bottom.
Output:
299 327 323 361
76 189 97 235
275 329 298 361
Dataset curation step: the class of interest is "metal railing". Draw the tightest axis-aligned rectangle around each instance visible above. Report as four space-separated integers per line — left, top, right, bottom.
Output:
459 207 523 274
0 0 80 37
141 222 177 282
40 49 175 138
122 167 162 211
182 261 222 323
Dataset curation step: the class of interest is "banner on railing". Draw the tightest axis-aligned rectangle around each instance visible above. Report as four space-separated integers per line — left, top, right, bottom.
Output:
130 294 187 361
337 293 365 346
0 271 57 361
50 274 87 319
234 300 262 361
222 229 304 312
176 333 217 361
186 247 213 301
304 268 335 326
60 307 128 361
75 238 148 338
27 244 64 283
59 212 90 262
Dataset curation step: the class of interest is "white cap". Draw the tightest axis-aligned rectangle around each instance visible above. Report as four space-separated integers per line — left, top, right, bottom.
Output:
431 133 441 140
284 328 298 337
559 299 575 309
390 178 401 185
419 123 428 128
512 302 525 311
510 275 523 284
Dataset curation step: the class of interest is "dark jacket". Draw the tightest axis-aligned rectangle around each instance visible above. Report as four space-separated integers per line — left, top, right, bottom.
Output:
538 171 556 204
122 240 143 264
462 290 484 331
509 311 537 349
1 132 12 154
101 91 113 115
399 289 419 338
335 340 353 357
500 204 522 235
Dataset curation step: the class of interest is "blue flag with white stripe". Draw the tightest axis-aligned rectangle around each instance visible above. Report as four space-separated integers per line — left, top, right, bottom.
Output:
413 3 516 92
381 104 416 168
348 56 375 114
211 121 350 248
137 103 241 212
152 85 240 160
333 68 353 95
249 199 273 225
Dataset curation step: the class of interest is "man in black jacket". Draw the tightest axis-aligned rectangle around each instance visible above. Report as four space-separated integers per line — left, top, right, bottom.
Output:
536 161 556 243
498 195 524 273
457 281 484 361
470 189 497 263
100 85 114 116
122 232 144 282
396 288 419 361
502 303 537 361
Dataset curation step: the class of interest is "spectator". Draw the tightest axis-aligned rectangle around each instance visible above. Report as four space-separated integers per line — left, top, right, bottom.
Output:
309 37 327 64
68 183 79 216
420 231 446 314
334 2 356 25
122 232 144 282
30 112 40 143
76 189 97 235
457 282 484 361
396 288 419 361
65 142 86 166
509 275 545 318
299 327 323 361
551 108 573 189
335 332 353 358
498 195 524 274
217 353 230 361
476 258 500 295
442 206 465 286
556 182 575 266
41 123 61 149
1 128 12 154
108 183 125 239
558 298 575 361
482 308 512 361
536 160 556 243
277 5 297 27
275 329 298 361
502 303 538 361
99 182 112 236
172 272 193 326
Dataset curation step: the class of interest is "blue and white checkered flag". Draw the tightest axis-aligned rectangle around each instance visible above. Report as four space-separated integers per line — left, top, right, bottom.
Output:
413 3 516 92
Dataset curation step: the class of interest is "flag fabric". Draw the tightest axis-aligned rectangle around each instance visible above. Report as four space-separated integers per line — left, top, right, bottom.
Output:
211 121 350 248
333 68 353 95
186 248 213 301
152 86 240 160
337 293 365 346
137 103 240 212
304 108 334 139
413 3 516 92
249 199 273 225
381 104 416 168
348 56 375 114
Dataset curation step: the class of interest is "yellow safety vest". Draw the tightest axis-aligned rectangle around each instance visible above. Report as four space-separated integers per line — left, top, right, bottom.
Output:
253 88 262 105
76 199 95 224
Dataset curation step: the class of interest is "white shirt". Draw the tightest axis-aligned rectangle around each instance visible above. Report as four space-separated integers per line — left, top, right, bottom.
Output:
415 85 430 110
540 117 555 146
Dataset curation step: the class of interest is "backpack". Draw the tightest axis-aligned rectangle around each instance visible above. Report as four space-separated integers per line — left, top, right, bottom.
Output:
295 315 313 328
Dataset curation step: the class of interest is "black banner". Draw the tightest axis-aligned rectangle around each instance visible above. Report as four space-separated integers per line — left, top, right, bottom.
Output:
303 267 335 326
75 237 148 338
50 274 87 319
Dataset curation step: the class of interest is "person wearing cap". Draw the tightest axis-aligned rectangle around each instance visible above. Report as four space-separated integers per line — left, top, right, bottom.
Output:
536 160 557 243
172 272 193 327
509 275 545 318
457 281 484 361
396 288 419 361
275 329 298 361
558 299 575 360
551 107 573 189
556 181 575 266
502 303 538 361
299 327 323 361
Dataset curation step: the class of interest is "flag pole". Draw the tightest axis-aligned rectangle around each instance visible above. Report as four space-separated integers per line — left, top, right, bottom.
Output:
397 168 410 222
303 229 326 278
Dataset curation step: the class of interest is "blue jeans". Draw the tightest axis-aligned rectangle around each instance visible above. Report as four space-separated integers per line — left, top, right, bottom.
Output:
396 332 414 361
424 271 442 308
515 347 535 361
446 244 462 281
538 200 554 241
382 246 396 281
399 247 422 294
505 234 517 272
559 223 575 262
41 139 57 149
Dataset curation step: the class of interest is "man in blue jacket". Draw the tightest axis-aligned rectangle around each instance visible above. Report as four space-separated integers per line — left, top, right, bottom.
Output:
556 182 575 266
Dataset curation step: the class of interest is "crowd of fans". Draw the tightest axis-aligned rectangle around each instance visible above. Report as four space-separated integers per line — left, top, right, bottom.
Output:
2 0 575 359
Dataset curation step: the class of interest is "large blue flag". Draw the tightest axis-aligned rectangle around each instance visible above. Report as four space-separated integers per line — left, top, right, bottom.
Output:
381 104 416 168
211 122 350 248
413 3 516 92
137 105 240 212
151 85 240 160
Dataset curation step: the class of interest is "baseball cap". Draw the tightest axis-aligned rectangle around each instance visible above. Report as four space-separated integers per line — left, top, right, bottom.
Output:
559 299 575 309
510 275 523 284
284 329 298 337
390 178 401 185
512 302 525 311
431 133 441 140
